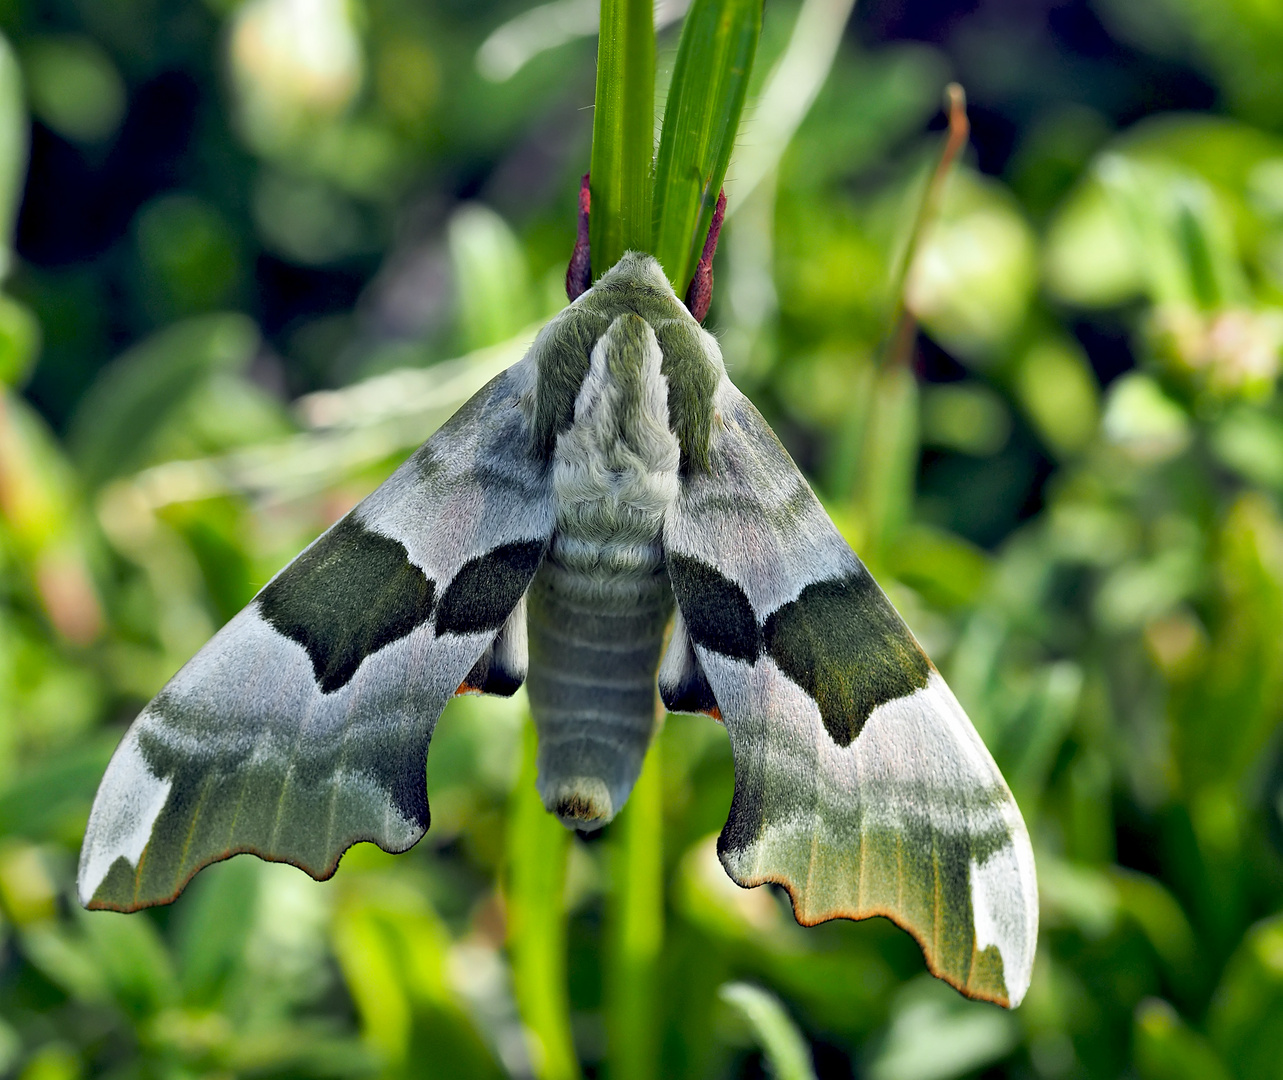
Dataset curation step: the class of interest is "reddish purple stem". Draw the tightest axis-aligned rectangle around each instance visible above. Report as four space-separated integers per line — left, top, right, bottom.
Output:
683 188 726 324
565 173 592 301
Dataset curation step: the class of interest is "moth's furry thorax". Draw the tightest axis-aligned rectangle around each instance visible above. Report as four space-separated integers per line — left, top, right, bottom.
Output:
525 252 724 474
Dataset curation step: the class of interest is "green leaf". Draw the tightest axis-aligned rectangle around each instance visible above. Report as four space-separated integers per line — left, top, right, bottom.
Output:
77 905 178 1019
67 314 260 487
589 0 655 278
0 293 40 388
1135 998 1233 1080
172 857 259 1006
0 735 115 842
506 721 580 1080
719 982 817 1080
1209 914 1283 1080
653 0 761 294
0 32 26 278
606 741 664 1080
331 879 504 1079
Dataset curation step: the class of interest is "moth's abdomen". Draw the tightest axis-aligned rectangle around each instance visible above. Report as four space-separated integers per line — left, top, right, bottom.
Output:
526 554 672 829
527 307 683 829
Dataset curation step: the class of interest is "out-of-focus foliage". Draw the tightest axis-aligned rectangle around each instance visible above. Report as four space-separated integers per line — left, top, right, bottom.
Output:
1 0 1282 1077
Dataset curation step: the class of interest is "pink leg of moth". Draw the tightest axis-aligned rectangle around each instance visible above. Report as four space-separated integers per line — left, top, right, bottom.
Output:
683 188 726 323
565 172 592 301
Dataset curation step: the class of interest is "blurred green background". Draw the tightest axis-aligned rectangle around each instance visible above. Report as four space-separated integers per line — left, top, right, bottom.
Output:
3 0 1283 1076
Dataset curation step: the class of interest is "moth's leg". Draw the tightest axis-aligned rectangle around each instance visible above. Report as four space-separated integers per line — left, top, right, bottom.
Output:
565 172 592 300
683 187 727 322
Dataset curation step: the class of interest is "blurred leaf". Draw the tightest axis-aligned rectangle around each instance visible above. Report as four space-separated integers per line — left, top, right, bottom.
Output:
1045 175 1147 308
606 741 663 1080
866 978 1018 1080
171 856 259 1007
848 362 919 557
478 0 602 83
1013 337 1099 457
0 294 41 388
677 834 786 941
920 382 1011 457
107 331 529 511
21 36 125 144
1171 494 1283 794
449 204 535 350
741 2 910 204
652 0 761 291
0 392 82 552
506 721 579 1080
906 170 1038 362
0 734 114 841
1112 871 1200 991
135 195 242 318
332 878 503 1079
1100 373 1192 462
0 1019 19 1076
1098 156 1247 309
1002 660 1082 806
229 0 363 150
1115 0 1283 126
888 523 992 610
589 0 655 277
77 906 178 1019
1134 998 1232 1080
1037 856 1120 940
1211 404 1283 488
253 171 370 266
1209 914 1283 1079
0 31 25 276
17 1043 81 1080
19 924 110 1002
67 314 260 487
719 982 818 1080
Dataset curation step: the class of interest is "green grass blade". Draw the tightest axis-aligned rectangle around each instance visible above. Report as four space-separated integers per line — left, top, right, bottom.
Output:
719 983 817 1080
590 0 656 278
506 721 580 1080
605 738 664 1080
653 0 762 294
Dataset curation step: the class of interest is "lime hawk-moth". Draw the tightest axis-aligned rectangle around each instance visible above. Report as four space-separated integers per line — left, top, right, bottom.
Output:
80 187 1037 1008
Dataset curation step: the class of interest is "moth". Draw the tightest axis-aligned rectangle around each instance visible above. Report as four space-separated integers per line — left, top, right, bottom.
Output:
80 186 1037 1008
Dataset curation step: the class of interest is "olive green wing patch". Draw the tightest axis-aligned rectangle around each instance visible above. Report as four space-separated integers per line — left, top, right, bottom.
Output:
664 382 1038 1007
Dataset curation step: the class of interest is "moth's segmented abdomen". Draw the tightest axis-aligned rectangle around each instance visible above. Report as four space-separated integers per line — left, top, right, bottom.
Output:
525 554 672 830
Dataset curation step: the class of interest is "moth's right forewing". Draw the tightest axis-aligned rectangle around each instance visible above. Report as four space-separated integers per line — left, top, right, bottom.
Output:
664 382 1038 1008
80 359 556 912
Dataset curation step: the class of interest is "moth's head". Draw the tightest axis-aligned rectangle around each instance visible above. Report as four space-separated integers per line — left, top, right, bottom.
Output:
576 251 701 328
593 251 676 295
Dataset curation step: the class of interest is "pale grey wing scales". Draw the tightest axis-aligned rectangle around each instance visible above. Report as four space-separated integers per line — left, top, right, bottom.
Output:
662 381 1038 1007
79 360 553 911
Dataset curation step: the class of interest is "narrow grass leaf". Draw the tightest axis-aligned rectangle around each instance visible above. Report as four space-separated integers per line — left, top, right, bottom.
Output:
506 721 580 1080
653 0 761 293
719 982 817 1080
590 0 656 277
606 737 664 1080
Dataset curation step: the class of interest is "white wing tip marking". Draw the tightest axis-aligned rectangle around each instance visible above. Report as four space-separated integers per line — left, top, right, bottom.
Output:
78 729 173 906
969 831 1038 1006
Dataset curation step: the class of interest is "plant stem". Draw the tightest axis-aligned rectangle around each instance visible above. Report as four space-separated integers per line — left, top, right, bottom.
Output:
590 0 656 276
883 82 970 371
605 733 665 1080
507 721 580 1080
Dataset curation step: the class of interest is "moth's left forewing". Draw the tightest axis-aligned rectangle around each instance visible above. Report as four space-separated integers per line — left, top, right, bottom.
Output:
663 381 1038 1007
80 358 555 911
